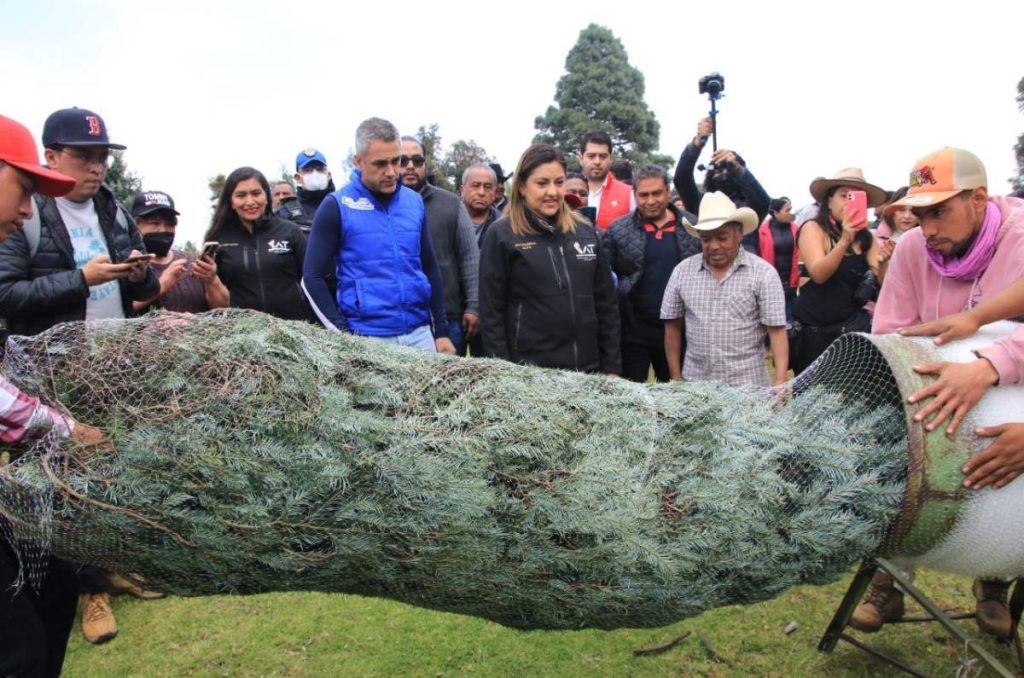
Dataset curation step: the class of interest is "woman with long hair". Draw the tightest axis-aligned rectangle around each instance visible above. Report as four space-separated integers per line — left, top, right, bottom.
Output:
757 196 799 321
791 169 892 373
478 144 620 374
875 186 921 244
206 167 314 321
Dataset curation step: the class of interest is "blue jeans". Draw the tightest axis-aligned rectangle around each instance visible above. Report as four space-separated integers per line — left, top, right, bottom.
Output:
372 324 436 351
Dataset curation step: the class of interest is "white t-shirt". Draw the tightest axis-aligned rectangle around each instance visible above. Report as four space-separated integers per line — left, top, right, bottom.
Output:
56 197 125 320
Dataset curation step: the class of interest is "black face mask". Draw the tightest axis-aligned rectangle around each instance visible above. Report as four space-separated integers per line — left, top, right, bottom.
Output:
142 232 175 258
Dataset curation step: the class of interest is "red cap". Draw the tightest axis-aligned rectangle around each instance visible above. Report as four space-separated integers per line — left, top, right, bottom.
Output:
0 115 77 197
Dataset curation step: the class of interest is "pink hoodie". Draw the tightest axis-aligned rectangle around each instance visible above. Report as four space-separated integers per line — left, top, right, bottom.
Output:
873 196 1024 384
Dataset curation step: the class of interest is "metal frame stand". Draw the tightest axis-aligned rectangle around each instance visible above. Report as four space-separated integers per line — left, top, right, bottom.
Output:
818 558 1023 677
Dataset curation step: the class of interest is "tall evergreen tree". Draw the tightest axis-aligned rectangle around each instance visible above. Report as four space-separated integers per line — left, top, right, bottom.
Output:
410 124 492 191
442 140 493 190
533 24 671 169
106 150 142 205
414 124 452 191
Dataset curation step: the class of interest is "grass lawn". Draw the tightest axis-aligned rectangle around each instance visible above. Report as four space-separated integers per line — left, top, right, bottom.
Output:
63 569 1020 676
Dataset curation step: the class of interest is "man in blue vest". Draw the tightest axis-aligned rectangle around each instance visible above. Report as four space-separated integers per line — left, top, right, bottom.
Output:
301 117 454 353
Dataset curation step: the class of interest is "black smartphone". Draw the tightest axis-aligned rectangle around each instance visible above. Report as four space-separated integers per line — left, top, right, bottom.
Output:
201 241 221 259
123 253 155 264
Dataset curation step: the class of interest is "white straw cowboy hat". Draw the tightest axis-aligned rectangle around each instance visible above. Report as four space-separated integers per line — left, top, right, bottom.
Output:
684 191 759 237
809 168 887 207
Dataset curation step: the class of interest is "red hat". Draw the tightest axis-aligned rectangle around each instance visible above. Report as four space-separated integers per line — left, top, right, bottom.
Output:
0 115 77 197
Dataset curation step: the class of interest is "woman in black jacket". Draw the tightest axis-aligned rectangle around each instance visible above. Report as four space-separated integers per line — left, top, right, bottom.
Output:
206 167 314 321
479 144 620 374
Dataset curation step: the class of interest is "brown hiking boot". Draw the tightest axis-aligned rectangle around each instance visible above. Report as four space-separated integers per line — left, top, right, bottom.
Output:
849 570 905 632
973 578 1013 639
81 592 118 644
107 572 165 600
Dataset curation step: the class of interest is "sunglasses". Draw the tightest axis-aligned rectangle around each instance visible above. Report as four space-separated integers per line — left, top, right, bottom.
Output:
400 155 426 168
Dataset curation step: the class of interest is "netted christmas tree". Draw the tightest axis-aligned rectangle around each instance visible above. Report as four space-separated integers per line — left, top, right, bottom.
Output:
0 310 908 630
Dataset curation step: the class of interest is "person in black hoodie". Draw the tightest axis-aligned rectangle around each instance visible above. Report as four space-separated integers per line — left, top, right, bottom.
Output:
274 148 335 233
206 167 314 321
479 144 620 374
673 116 770 255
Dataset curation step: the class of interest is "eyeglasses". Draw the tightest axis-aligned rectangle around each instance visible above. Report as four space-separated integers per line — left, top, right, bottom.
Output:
566 188 589 198
59 147 111 167
400 155 426 168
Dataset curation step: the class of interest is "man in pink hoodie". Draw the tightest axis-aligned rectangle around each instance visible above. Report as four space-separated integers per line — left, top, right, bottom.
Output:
855 147 1024 638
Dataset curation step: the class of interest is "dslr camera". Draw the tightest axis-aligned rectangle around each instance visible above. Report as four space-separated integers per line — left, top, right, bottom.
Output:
853 270 880 308
698 72 725 99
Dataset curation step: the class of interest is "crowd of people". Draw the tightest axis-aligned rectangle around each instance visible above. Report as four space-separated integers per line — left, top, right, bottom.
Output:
1 104 1024 675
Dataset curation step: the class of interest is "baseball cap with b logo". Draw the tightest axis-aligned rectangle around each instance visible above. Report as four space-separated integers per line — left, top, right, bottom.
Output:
887 147 987 212
41 107 126 150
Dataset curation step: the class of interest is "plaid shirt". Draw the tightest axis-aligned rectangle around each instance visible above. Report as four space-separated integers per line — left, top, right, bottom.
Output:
0 377 71 444
660 248 786 387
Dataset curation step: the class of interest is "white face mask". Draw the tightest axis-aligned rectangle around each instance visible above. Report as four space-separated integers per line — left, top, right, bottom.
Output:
302 170 329 192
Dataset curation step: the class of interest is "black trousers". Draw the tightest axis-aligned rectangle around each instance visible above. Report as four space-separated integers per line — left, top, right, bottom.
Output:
620 315 682 383
0 540 78 678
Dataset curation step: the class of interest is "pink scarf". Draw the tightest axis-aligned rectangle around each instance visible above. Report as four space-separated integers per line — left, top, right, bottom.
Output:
926 202 1000 280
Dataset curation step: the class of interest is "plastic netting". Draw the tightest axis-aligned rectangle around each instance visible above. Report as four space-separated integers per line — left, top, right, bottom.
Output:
0 310 909 630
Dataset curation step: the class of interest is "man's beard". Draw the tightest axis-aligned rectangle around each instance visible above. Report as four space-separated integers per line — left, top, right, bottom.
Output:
403 173 426 192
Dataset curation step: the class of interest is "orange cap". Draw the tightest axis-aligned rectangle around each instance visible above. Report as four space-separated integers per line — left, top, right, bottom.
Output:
887 147 987 212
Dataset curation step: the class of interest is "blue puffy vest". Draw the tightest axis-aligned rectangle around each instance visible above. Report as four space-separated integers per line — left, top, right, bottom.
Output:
333 173 432 336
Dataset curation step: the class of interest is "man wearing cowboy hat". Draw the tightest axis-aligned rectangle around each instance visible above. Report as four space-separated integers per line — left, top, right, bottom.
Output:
853 147 1024 638
660 191 788 387
490 162 511 212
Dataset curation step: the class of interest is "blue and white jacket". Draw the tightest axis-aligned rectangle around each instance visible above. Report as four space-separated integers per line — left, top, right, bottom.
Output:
302 170 448 338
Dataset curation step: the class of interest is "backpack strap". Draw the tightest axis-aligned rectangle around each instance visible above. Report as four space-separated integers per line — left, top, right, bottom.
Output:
22 195 44 259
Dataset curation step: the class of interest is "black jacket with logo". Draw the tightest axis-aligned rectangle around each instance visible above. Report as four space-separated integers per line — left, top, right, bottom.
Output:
479 214 620 374
213 215 314 321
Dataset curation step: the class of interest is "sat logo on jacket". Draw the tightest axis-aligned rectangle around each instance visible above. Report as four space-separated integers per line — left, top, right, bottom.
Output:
573 241 596 261
267 240 292 254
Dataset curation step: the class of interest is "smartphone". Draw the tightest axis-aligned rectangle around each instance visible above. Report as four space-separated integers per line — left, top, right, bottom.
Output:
123 253 155 264
846 190 868 228
201 241 221 259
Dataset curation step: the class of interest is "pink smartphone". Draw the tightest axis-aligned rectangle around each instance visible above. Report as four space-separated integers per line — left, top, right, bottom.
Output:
846 190 868 228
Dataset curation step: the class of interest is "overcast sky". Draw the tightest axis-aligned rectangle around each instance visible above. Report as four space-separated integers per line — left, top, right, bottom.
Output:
6 0 1022 246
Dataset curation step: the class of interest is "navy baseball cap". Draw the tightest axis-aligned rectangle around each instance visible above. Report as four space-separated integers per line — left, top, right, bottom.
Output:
131 191 180 219
296 148 327 171
42 107 126 149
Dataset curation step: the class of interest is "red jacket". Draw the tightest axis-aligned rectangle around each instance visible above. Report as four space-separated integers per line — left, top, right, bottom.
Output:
758 218 800 289
595 174 633 229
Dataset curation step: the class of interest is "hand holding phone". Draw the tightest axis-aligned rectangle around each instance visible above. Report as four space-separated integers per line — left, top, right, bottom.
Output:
123 253 156 264
201 241 221 259
846 190 868 229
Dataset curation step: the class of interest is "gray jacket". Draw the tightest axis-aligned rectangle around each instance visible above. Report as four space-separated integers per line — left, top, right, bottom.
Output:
421 185 479 319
